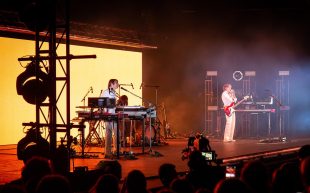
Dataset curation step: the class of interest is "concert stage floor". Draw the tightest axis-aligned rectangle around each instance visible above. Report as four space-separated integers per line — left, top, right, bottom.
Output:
0 137 309 187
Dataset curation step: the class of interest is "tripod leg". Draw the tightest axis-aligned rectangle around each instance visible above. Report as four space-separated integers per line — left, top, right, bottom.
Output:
129 120 133 151
85 120 104 146
78 121 85 157
85 121 95 146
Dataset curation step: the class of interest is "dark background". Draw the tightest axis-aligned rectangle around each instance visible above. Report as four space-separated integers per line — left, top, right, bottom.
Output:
1 0 310 137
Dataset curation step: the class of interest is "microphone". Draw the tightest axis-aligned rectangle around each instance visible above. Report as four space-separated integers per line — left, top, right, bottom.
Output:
121 87 129 92
140 82 144 89
131 83 134 89
90 86 93 93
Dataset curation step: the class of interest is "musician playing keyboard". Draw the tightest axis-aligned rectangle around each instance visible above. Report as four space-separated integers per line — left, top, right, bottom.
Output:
116 95 128 106
117 95 132 146
100 79 119 158
222 83 237 142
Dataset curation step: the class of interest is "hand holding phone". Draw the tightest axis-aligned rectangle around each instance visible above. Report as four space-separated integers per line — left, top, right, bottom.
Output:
201 151 215 161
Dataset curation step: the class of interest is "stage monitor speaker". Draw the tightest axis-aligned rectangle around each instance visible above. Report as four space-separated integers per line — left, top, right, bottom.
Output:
69 160 121 193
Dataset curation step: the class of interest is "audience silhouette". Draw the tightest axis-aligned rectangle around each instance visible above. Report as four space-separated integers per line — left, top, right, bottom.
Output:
240 160 270 193
300 156 310 193
213 178 250 193
298 144 310 161
2 143 310 193
271 162 303 193
90 174 119 193
170 178 194 193
35 174 71 193
186 150 221 192
121 169 149 193
158 163 178 188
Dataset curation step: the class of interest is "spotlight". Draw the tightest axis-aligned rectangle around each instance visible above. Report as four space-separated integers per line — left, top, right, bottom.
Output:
16 61 49 105
17 127 50 163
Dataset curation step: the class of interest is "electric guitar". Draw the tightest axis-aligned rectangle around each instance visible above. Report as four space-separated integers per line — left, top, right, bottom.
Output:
223 95 250 117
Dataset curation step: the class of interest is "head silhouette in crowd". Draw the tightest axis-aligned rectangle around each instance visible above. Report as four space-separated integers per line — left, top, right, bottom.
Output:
91 174 119 193
298 144 310 161
36 174 71 193
158 163 178 188
240 160 270 193
123 170 148 193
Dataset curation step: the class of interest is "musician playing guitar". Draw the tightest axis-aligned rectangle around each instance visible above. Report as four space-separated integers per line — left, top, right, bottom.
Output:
221 84 249 142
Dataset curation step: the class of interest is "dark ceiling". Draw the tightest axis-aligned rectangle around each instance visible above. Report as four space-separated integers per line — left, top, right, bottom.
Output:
69 0 310 29
65 0 310 54
2 0 310 36
1 0 310 51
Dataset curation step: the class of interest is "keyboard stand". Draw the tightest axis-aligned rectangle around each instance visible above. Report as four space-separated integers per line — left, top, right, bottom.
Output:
85 120 104 146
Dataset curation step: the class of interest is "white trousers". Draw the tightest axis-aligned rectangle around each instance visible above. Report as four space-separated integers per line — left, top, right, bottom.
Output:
104 121 120 156
223 112 236 141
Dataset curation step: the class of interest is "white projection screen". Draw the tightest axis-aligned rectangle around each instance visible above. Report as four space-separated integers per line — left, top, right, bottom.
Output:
0 36 142 145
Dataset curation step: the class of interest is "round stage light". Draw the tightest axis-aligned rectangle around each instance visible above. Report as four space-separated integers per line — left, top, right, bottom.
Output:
16 61 49 105
233 71 243 81
17 128 50 163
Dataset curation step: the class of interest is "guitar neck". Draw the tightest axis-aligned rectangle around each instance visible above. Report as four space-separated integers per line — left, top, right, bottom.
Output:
233 98 247 109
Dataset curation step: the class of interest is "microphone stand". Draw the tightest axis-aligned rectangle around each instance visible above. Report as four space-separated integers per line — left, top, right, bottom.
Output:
143 84 160 106
118 83 132 151
270 95 286 142
120 87 153 106
260 95 285 144
271 95 283 107
119 83 133 96
78 87 92 158
81 88 92 107
142 84 161 150
142 84 161 156
120 87 158 155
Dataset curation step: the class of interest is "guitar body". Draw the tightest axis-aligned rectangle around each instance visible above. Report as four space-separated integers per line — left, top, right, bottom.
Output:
223 95 250 117
224 102 235 117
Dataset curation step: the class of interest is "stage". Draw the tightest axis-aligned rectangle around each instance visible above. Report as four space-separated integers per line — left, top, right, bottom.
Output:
0 136 309 187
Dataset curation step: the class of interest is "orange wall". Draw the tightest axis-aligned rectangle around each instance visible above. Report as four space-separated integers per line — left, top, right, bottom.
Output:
0 37 142 145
